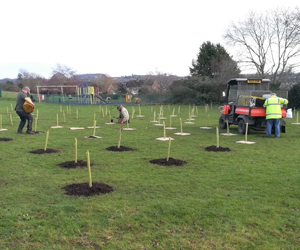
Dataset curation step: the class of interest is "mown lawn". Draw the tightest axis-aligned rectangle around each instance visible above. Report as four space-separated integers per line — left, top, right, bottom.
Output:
0 92 299 250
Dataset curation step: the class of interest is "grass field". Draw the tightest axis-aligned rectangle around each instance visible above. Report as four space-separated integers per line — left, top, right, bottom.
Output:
0 91 299 250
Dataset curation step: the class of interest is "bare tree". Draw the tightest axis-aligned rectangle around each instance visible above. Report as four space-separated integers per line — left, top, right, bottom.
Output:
146 70 180 94
51 64 76 79
48 64 81 93
90 74 117 94
224 7 300 83
50 64 78 86
17 69 47 93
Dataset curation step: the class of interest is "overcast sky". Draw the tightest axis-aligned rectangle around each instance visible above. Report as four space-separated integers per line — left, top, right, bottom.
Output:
0 0 299 79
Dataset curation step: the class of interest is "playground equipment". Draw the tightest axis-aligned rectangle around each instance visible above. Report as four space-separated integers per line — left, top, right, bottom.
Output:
77 83 109 104
35 83 173 105
36 85 78 103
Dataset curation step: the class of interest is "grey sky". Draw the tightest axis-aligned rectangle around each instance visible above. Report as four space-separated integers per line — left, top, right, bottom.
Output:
0 0 299 79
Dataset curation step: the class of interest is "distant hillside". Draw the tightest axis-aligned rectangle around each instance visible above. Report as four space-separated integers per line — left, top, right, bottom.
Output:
76 74 149 83
76 73 106 82
0 78 17 84
0 73 184 84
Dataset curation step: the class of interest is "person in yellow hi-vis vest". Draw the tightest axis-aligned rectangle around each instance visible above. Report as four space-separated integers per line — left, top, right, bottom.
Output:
263 93 288 138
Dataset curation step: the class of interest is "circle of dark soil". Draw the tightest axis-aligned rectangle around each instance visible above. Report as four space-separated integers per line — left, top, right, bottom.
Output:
205 146 231 152
63 182 113 196
0 138 13 142
149 157 187 166
29 149 59 154
106 146 136 152
57 160 94 169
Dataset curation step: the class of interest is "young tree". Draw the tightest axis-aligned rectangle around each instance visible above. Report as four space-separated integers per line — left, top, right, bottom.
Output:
189 41 240 79
224 7 300 84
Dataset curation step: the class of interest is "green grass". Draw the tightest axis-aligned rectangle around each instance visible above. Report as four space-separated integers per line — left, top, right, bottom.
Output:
0 92 299 249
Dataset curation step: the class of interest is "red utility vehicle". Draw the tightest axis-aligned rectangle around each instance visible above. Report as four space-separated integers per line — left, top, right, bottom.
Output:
219 78 288 134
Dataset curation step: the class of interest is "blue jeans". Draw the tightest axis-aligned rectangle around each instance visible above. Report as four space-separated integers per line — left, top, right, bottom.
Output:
16 111 33 132
266 119 280 137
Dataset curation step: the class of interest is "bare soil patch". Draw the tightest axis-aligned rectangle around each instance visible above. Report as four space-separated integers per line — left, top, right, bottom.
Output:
29 149 58 154
0 138 13 142
57 160 93 169
106 146 136 152
149 157 187 166
205 146 231 152
63 182 113 196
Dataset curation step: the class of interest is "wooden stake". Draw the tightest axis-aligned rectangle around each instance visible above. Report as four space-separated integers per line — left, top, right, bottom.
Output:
93 120 96 136
226 120 229 134
245 123 249 142
167 137 171 161
75 138 77 163
216 127 219 148
34 117 37 132
87 150 92 188
44 130 49 151
118 126 122 148
180 118 183 134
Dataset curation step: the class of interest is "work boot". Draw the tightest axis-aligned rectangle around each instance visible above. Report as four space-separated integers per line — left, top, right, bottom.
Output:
17 131 23 134
26 131 35 134
28 119 33 132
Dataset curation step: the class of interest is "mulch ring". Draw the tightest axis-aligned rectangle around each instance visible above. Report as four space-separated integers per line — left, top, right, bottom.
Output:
106 146 136 152
205 146 231 152
57 160 94 169
149 157 187 166
29 149 59 154
0 138 13 142
63 182 113 196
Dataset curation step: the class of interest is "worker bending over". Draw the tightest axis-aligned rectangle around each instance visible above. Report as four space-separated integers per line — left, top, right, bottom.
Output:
116 105 130 124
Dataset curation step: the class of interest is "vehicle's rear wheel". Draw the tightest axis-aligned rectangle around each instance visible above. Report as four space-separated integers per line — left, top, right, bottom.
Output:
238 119 250 134
219 116 227 129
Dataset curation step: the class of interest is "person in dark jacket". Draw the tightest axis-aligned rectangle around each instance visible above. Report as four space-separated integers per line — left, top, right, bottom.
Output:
15 87 35 134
